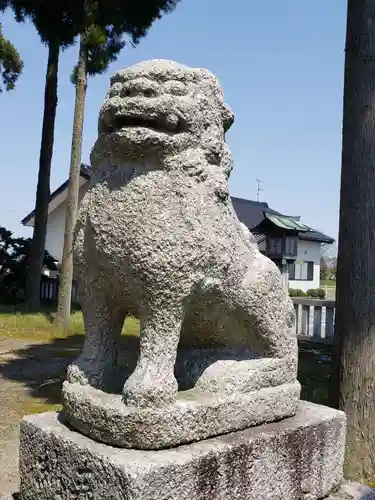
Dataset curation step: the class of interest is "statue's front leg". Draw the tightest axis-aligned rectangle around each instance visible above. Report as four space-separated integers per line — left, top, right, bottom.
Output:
67 283 126 391
122 303 184 408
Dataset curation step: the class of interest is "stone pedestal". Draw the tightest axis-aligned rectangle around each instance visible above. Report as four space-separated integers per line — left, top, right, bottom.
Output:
19 401 345 500
62 380 300 449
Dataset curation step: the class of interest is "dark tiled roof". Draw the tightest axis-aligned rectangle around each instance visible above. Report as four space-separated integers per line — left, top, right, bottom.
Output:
298 230 334 244
231 197 334 244
231 197 281 229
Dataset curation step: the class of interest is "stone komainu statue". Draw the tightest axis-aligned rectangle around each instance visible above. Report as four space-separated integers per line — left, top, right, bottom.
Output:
63 60 300 449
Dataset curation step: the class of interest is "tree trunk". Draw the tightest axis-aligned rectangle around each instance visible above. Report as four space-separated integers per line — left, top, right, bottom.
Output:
54 36 87 328
25 40 59 311
328 0 375 483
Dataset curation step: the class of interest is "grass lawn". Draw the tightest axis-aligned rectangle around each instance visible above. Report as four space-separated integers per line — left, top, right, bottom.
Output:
0 304 139 341
0 304 141 419
320 278 336 288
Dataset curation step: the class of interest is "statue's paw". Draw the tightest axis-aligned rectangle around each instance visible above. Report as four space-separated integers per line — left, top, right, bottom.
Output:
122 365 178 408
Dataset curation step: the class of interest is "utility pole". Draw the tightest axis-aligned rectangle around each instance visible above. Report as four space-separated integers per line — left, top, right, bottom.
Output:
256 179 264 202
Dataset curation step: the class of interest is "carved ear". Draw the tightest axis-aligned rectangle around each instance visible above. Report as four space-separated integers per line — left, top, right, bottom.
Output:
222 103 234 133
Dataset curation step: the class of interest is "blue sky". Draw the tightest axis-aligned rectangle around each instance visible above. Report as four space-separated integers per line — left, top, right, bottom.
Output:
0 1 346 243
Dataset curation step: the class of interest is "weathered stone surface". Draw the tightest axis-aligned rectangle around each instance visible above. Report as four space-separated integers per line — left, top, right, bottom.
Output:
62 381 300 449
63 58 299 447
19 402 345 500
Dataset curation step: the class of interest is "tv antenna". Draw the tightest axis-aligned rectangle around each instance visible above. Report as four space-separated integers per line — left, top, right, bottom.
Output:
256 179 264 202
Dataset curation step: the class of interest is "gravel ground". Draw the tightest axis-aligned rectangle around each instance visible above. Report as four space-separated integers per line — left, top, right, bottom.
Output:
0 337 78 498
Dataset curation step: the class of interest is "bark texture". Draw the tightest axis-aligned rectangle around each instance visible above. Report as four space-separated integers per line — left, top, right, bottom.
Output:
55 36 87 328
329 0 375 483
25 40 59 311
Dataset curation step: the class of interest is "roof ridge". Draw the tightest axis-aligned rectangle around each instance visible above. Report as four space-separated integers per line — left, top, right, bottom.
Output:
231 196 269 208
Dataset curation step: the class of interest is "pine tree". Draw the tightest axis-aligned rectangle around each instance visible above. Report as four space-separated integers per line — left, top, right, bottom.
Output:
0 20 23 91
1 0 79 311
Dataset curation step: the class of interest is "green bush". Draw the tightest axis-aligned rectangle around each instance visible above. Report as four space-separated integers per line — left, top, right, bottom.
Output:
306 288 326 299
289 288 308 297
290 288 326 299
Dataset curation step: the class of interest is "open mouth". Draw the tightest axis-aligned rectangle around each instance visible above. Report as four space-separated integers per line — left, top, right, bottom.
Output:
103 115 186 134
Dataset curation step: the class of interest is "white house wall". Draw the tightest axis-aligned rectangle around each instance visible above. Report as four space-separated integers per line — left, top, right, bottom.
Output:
288 239 321 292
45 202 66 262
45 183 89 262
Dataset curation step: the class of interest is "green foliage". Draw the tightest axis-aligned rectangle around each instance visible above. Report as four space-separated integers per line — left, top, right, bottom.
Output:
303 288 327 299
0 226 57 303
289 288 308 297
71 24 125 84
91 0 180 44
71 0 182 83
0 21 23 91
0 0 79 48
289 288 327 299
1 0 183 84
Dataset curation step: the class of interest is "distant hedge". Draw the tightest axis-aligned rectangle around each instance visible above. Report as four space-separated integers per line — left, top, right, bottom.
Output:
289 288 326 299
288 288 307 297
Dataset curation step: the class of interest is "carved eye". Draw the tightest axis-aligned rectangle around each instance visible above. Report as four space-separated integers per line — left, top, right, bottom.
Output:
144 88 156 97
121 88 132 97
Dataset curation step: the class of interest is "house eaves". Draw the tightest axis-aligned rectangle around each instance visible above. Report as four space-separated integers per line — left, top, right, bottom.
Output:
21 164 91 227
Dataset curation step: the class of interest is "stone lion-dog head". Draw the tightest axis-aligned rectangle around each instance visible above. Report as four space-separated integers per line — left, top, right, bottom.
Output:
90 59 235 187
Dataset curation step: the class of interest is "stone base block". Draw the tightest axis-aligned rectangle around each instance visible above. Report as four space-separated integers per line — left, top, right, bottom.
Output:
62 380 300 449
19 401 345 500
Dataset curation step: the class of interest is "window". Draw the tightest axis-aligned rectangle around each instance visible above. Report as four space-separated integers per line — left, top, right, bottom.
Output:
267 237 282 255
288 261 314 281
284 237 297 257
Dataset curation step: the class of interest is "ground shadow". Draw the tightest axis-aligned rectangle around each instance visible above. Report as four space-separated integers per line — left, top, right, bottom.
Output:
0 334 83 405
298 340 331 405
0 334 144 405
0 331 332 407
